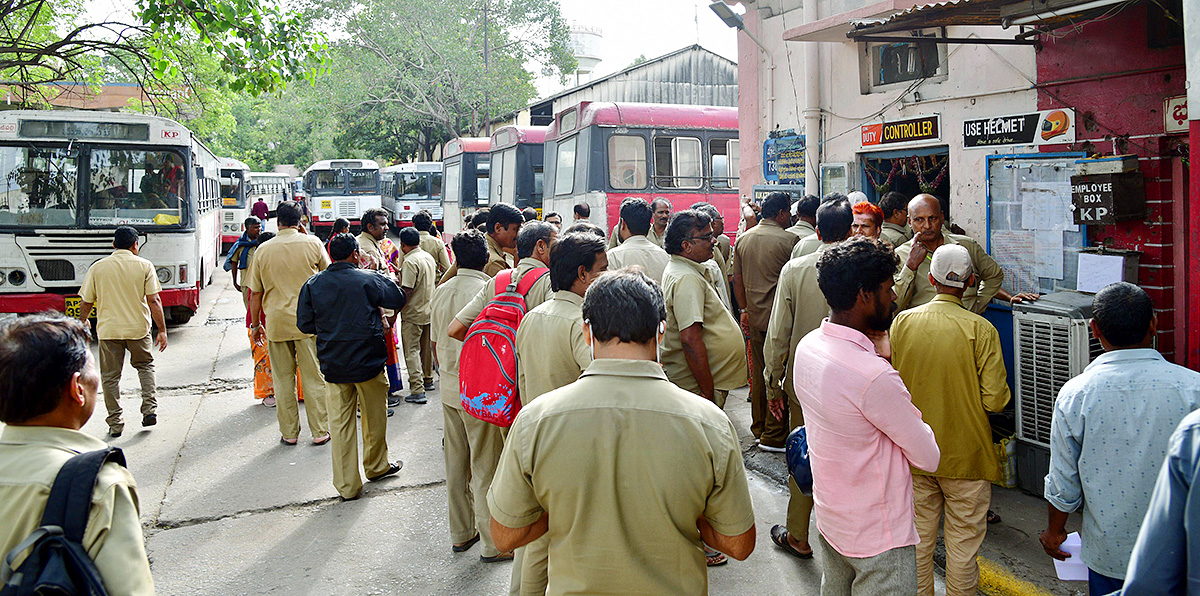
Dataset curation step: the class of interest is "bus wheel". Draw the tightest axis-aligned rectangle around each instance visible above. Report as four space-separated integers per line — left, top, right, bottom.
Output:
170 306 194 325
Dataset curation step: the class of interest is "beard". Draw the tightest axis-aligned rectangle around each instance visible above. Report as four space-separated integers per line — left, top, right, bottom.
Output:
869 299 898 332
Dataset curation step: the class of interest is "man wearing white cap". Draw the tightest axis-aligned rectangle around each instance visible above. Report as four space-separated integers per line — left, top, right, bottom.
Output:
889 244 1012 596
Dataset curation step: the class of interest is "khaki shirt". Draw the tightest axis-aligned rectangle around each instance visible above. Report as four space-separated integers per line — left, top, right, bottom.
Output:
0 426 154 595
606 235 669 283
731 219 798 331
786 220 817 239
487 359 755 596
356 231 390 275
661 255 749 393
711 240 730 284
715 234 731 265
439 233 514 284
431 268 490 408
247 228 331 341
891 294 1011 481
419 230 452 277
606 224 666 249
454 257 553 327
399 247 437 325
790 233 823 259
705 258 731 310
880 222 914 248
515 291 590 405
894 232 1004 314
764 245 830 403
80 249 160 341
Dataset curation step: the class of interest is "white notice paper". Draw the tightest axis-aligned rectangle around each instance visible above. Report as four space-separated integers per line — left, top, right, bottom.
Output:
1034 230 1064 280
1053 532 1088 581
1020 181 1079 232
1077 253 1126 293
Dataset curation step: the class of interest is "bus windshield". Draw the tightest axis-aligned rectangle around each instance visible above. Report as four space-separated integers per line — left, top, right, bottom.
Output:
309 168 380 196
0 145 78 227
348 169 379 194
220 169 245 208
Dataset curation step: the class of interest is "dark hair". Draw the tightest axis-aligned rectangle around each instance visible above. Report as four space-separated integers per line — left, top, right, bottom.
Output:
113 226 138 250
879 191 909 219
574 202 590 218
549 232 608 292
255 232 276 246
690 202 721 222
412 210 433 232
398 227 420 247
619 198 653 236
361 207 389 230
332 218 351 234
663 210 711 255
761 192 790 219
544 212 561 222
817 237 900 311
451 229 489 270
651 197 672 212
0 313 93 424
517 221 555 259
816 199 853 243
582 269 666 344
329 233 359 260
487 203 523 234
563 221 605 239
1092 282 1155 347
822 192 848 204
796 194 821 219
244 217 261 229
522 207 538 222
277 201 302 227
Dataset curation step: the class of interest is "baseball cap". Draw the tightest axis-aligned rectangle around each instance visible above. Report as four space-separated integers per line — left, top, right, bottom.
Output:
930 244 973 288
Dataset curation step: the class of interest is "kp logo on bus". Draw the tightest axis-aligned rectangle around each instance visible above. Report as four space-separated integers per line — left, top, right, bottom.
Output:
161 130 181 139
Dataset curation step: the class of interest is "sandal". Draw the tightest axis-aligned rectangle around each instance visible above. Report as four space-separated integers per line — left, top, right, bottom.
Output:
481 551 514 563
705 550 728 566
312 433 331 446
453 534 480 553
987 510 1002 524
770 525 813 559
280 436 298 445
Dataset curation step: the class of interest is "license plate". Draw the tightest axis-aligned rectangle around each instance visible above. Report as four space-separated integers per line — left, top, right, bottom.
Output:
64 296 95 320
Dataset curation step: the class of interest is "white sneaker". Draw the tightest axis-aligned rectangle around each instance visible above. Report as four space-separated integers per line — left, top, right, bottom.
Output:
758 443 786 453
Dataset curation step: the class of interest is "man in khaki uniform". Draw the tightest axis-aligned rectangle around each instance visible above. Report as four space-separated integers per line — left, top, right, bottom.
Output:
0 314 155 595
763 198 853 560
398 228 437 404
606 198 669 283
447 221 557 342
662 210 748 408
733 192 798 450
356 207 392 275
894 195 1004 314
692 202 731 286
879 190 914 247
786 194 819 239
431 230 507 560
440 203 522 284
609 197 671 249
78 226 167 438
509 232 607 596
488 270 756 596
413 210 451 277
249 202 331 444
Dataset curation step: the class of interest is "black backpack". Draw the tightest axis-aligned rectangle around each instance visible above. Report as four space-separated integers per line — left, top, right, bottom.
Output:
0 447 126 596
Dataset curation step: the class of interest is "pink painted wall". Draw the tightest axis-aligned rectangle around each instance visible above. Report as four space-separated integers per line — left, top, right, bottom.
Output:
737 7 764 209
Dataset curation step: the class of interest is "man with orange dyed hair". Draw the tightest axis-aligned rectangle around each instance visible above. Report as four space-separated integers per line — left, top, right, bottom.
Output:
851 201 884 240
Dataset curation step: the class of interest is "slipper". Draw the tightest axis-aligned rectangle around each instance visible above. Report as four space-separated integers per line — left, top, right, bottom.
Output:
312 433 331 446
453 534 480 553
987 510 1001 524
280 436 297 445
770 525 813 559
480 552 514 563
705 550 728 567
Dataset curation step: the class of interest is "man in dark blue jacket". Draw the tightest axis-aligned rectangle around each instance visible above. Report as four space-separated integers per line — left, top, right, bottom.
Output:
298 233 408 501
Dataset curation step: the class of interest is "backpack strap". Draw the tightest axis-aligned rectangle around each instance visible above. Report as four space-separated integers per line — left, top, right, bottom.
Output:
514 268 549 296
494 269 515 295
37 447 126 543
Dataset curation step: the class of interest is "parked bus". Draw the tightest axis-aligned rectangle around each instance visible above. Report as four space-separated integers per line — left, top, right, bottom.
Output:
441 137 491 236
543 101 740 237
0 109 223 324
247 171 292 233
489 125 547 215
303 158 382 238
381 162 443 228
219 157 250 250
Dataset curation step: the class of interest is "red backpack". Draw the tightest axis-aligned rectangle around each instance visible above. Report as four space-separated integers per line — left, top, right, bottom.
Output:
459 267 548 426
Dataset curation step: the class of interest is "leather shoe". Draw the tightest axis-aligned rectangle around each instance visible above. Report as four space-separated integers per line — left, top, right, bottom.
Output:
142 413 157 427
367 460 403 482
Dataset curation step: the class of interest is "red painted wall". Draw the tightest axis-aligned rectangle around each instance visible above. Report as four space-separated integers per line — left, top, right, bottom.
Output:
1034 3 1188 363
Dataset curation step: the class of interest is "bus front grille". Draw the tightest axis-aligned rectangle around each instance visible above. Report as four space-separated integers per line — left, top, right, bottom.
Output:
35 259 76 281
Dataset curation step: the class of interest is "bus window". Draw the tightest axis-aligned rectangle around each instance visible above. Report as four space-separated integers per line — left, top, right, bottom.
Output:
88 148 186 226
710 139 740 189
381 173 396 199
653 136 701 189
0 146 78 227
430 172 443 198
220 169 244 207
476 161 490 202
534 163 544 198
445 163 462 205
502 149 517 203
402 173 429 198
608 135 647 190
348 169 379 194
554 137 577 196
309 170 344 194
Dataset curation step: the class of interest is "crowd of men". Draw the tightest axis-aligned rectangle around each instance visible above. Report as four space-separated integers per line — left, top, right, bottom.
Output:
2 189 1200 596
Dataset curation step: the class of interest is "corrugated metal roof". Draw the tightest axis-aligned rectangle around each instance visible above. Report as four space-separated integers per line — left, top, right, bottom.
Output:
847 0 1131 36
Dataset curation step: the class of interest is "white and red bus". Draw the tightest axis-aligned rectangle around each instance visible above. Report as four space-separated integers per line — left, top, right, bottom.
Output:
441 137 491 236
304 158 382 238
218 157 250 250
0 110 222 324
542 101 740 235
381 162 442 229
489 125 547 216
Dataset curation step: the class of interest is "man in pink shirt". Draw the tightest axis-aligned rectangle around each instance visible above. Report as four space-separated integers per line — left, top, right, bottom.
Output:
794 236 941 593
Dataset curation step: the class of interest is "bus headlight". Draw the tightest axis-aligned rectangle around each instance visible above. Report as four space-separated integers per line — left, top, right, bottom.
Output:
7 269 24 286
156 267 172 284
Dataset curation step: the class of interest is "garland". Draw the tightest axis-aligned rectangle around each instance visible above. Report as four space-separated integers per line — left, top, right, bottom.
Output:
864 154 949 195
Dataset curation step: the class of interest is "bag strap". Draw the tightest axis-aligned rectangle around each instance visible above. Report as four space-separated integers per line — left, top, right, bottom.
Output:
494 269 515 295
514 268 549 296
38 447 126 543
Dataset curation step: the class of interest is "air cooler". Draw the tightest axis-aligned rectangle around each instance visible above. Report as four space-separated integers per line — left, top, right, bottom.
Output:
1011 291 1104 494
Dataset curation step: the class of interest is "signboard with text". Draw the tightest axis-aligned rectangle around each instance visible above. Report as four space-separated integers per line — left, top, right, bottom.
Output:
1165 96 1188 133
963 109 1076 149
861 115 940 148
763 135 805 185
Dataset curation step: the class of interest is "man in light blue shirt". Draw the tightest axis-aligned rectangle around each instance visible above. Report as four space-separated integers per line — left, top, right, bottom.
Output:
1041 282 1200 596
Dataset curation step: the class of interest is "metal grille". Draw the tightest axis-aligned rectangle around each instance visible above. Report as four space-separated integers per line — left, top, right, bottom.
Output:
224 211 236 221
35 259 75 281
336 201 358 218
1016 317 1072 445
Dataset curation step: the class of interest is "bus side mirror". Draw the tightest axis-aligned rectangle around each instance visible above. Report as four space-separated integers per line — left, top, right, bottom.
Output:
195 167 205 179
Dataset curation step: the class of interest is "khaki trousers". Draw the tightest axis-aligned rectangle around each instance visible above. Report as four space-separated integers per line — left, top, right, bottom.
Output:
786 395 814 542
328 372 390 499
99 336 156 433
442 374 505 557
510 534 549 596
913 475 991 596
747 327 788 446
400 319 432 390
267 337 328 440
816 533 918 596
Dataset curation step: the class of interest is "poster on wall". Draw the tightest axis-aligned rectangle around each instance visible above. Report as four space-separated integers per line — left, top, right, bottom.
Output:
861 115 940 148
1164 96 1188 133
963 109 1076 149
763 134 805 185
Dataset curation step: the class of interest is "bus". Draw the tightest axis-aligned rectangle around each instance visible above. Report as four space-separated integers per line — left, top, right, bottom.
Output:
219 157 250 250
303 158 382 238
489 125 547 215
0 109 223 324
381 162 442 229
542 101 740 237
246 171 292 233
441 137 491 236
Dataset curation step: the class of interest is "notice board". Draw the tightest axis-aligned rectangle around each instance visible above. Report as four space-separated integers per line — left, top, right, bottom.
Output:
986 153 1087 295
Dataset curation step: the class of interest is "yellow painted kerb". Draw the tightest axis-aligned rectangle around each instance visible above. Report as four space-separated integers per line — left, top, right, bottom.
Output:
979 557 1057 596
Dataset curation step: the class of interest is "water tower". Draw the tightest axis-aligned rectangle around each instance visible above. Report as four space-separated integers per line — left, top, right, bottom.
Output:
568 24 603 86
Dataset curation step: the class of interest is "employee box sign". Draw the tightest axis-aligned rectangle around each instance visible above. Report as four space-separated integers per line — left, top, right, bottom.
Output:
861 115 940 148
963 109 1076 149
1070 173 1145 225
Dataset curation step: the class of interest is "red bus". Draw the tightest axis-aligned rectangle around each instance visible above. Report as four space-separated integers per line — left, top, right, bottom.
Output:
543 101 740 236
441 137 491 237
489 125 548 215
